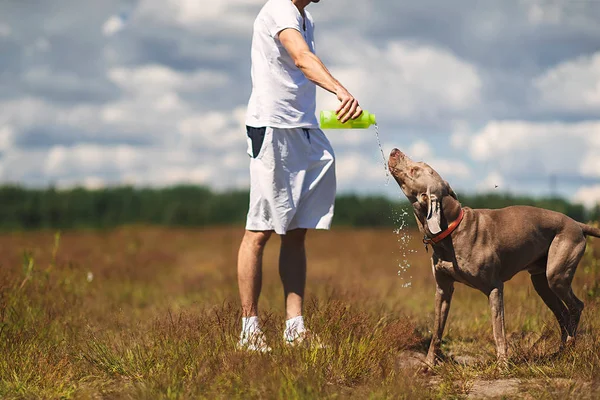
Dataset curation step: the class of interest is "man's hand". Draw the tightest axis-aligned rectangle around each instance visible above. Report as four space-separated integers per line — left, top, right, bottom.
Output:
335 87 362 123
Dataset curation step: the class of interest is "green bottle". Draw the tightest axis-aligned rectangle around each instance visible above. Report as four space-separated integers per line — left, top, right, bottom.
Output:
319 110 377 129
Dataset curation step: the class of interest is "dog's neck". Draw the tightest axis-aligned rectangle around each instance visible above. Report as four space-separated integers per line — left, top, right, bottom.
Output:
441 195 462 225
417 195 464 261
414 194 463 237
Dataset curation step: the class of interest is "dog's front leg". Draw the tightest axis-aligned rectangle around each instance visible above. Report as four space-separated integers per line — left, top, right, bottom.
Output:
425 272 454 367
488 284 508 366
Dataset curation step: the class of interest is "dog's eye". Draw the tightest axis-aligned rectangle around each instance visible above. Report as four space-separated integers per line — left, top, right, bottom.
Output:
410 167 418 176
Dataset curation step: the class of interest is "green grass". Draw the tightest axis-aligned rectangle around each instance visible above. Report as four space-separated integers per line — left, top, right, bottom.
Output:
0 226 599 398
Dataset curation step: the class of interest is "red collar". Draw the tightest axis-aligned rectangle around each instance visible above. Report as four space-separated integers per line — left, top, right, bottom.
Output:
423 208 464 245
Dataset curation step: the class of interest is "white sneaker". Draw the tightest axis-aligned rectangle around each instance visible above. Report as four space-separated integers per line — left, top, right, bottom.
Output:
237 330 272 353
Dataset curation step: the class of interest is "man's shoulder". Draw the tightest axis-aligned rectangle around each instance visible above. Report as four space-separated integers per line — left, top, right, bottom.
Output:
258 0 297 19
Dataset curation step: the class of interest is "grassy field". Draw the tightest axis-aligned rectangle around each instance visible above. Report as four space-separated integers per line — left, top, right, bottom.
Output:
1 223 600 399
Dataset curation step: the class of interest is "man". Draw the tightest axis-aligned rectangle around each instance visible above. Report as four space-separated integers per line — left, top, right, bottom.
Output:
238 0 362 351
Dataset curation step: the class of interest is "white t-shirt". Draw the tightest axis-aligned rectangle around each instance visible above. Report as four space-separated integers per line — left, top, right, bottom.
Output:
245 0 318 129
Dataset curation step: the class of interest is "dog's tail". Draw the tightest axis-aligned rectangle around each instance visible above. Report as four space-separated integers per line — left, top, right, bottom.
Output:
579 222 600 238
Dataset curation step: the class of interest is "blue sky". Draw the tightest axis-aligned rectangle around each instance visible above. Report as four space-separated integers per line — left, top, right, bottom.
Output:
1 0 600 207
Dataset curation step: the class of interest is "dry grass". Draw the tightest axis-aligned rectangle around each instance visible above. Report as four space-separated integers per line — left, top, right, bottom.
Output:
0 224 599 399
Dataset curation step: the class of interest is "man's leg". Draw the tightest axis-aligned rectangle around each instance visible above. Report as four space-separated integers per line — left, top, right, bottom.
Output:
280 228 319 345
237 229 272 351
238 229 272 317
279 228 307 319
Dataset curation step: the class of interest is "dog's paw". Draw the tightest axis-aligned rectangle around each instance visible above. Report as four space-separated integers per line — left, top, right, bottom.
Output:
495 357 510 372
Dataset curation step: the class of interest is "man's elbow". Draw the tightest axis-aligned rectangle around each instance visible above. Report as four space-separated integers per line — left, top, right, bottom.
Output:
294 52 311 70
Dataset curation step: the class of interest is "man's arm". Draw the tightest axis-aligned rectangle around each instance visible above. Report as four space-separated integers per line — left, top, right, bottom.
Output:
279 28 362 123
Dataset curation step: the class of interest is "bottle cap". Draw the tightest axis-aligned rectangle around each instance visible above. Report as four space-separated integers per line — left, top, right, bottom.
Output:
369 113 376 125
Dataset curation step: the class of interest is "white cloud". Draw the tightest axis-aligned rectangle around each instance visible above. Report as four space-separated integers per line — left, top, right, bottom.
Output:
81 176 106 190
23 37 51 57
407 140 433 160
34 37 50 52
327 129 374 147
223 153 247 170
0 97 58 128
317 39 481 123
469 120 600 164
471 121 534 161
478 171 505 192
179 112 228 137
78 65 233 147
335 147 471 195
23 67 104 99
450 132 469 149
450 120 473 149
466 120 600 197
0 93 250 189
178 110 245 150
521 0 598 28
534 52 600 114
146 165 213 186
0 125 14 151
44 144 138 176
524 0 562 25
427 158 472 180
102 15 126 37
135 0 263 34
0 148 48 183
573 185 600 209
99 93 190 136
107 64 230 94
335 152 389 191
0 97 117 140
42 144 220 187
581 152 600 178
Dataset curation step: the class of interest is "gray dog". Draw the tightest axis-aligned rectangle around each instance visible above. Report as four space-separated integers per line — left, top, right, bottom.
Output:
388 148 600 367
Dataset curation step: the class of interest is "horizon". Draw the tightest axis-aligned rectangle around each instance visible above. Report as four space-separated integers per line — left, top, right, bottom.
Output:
1 182 597 211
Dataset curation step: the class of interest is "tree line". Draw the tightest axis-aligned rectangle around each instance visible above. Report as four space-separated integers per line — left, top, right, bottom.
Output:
0 185 598 231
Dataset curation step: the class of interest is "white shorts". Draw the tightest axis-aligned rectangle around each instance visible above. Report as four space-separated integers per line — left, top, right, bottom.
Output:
245 126 336 235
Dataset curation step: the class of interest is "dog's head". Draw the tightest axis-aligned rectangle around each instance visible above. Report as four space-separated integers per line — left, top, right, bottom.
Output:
388 148 458 236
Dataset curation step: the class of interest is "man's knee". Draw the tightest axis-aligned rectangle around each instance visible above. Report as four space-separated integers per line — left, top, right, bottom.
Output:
243 230 272 249
281 228 307 246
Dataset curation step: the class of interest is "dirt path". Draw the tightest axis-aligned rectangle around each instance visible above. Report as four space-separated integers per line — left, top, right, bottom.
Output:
467 379 520 398
397 351 596 398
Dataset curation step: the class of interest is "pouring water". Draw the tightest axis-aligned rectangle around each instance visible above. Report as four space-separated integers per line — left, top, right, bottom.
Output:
374 124 390 186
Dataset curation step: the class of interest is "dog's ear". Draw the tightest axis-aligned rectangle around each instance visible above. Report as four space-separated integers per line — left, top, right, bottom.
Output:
426 186 442 235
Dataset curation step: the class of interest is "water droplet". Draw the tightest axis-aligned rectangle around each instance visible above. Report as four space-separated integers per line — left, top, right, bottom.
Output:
391 206 412 287
374 124 390 186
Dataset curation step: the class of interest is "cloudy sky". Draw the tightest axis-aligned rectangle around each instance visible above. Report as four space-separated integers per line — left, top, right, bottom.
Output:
1 0 600 206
